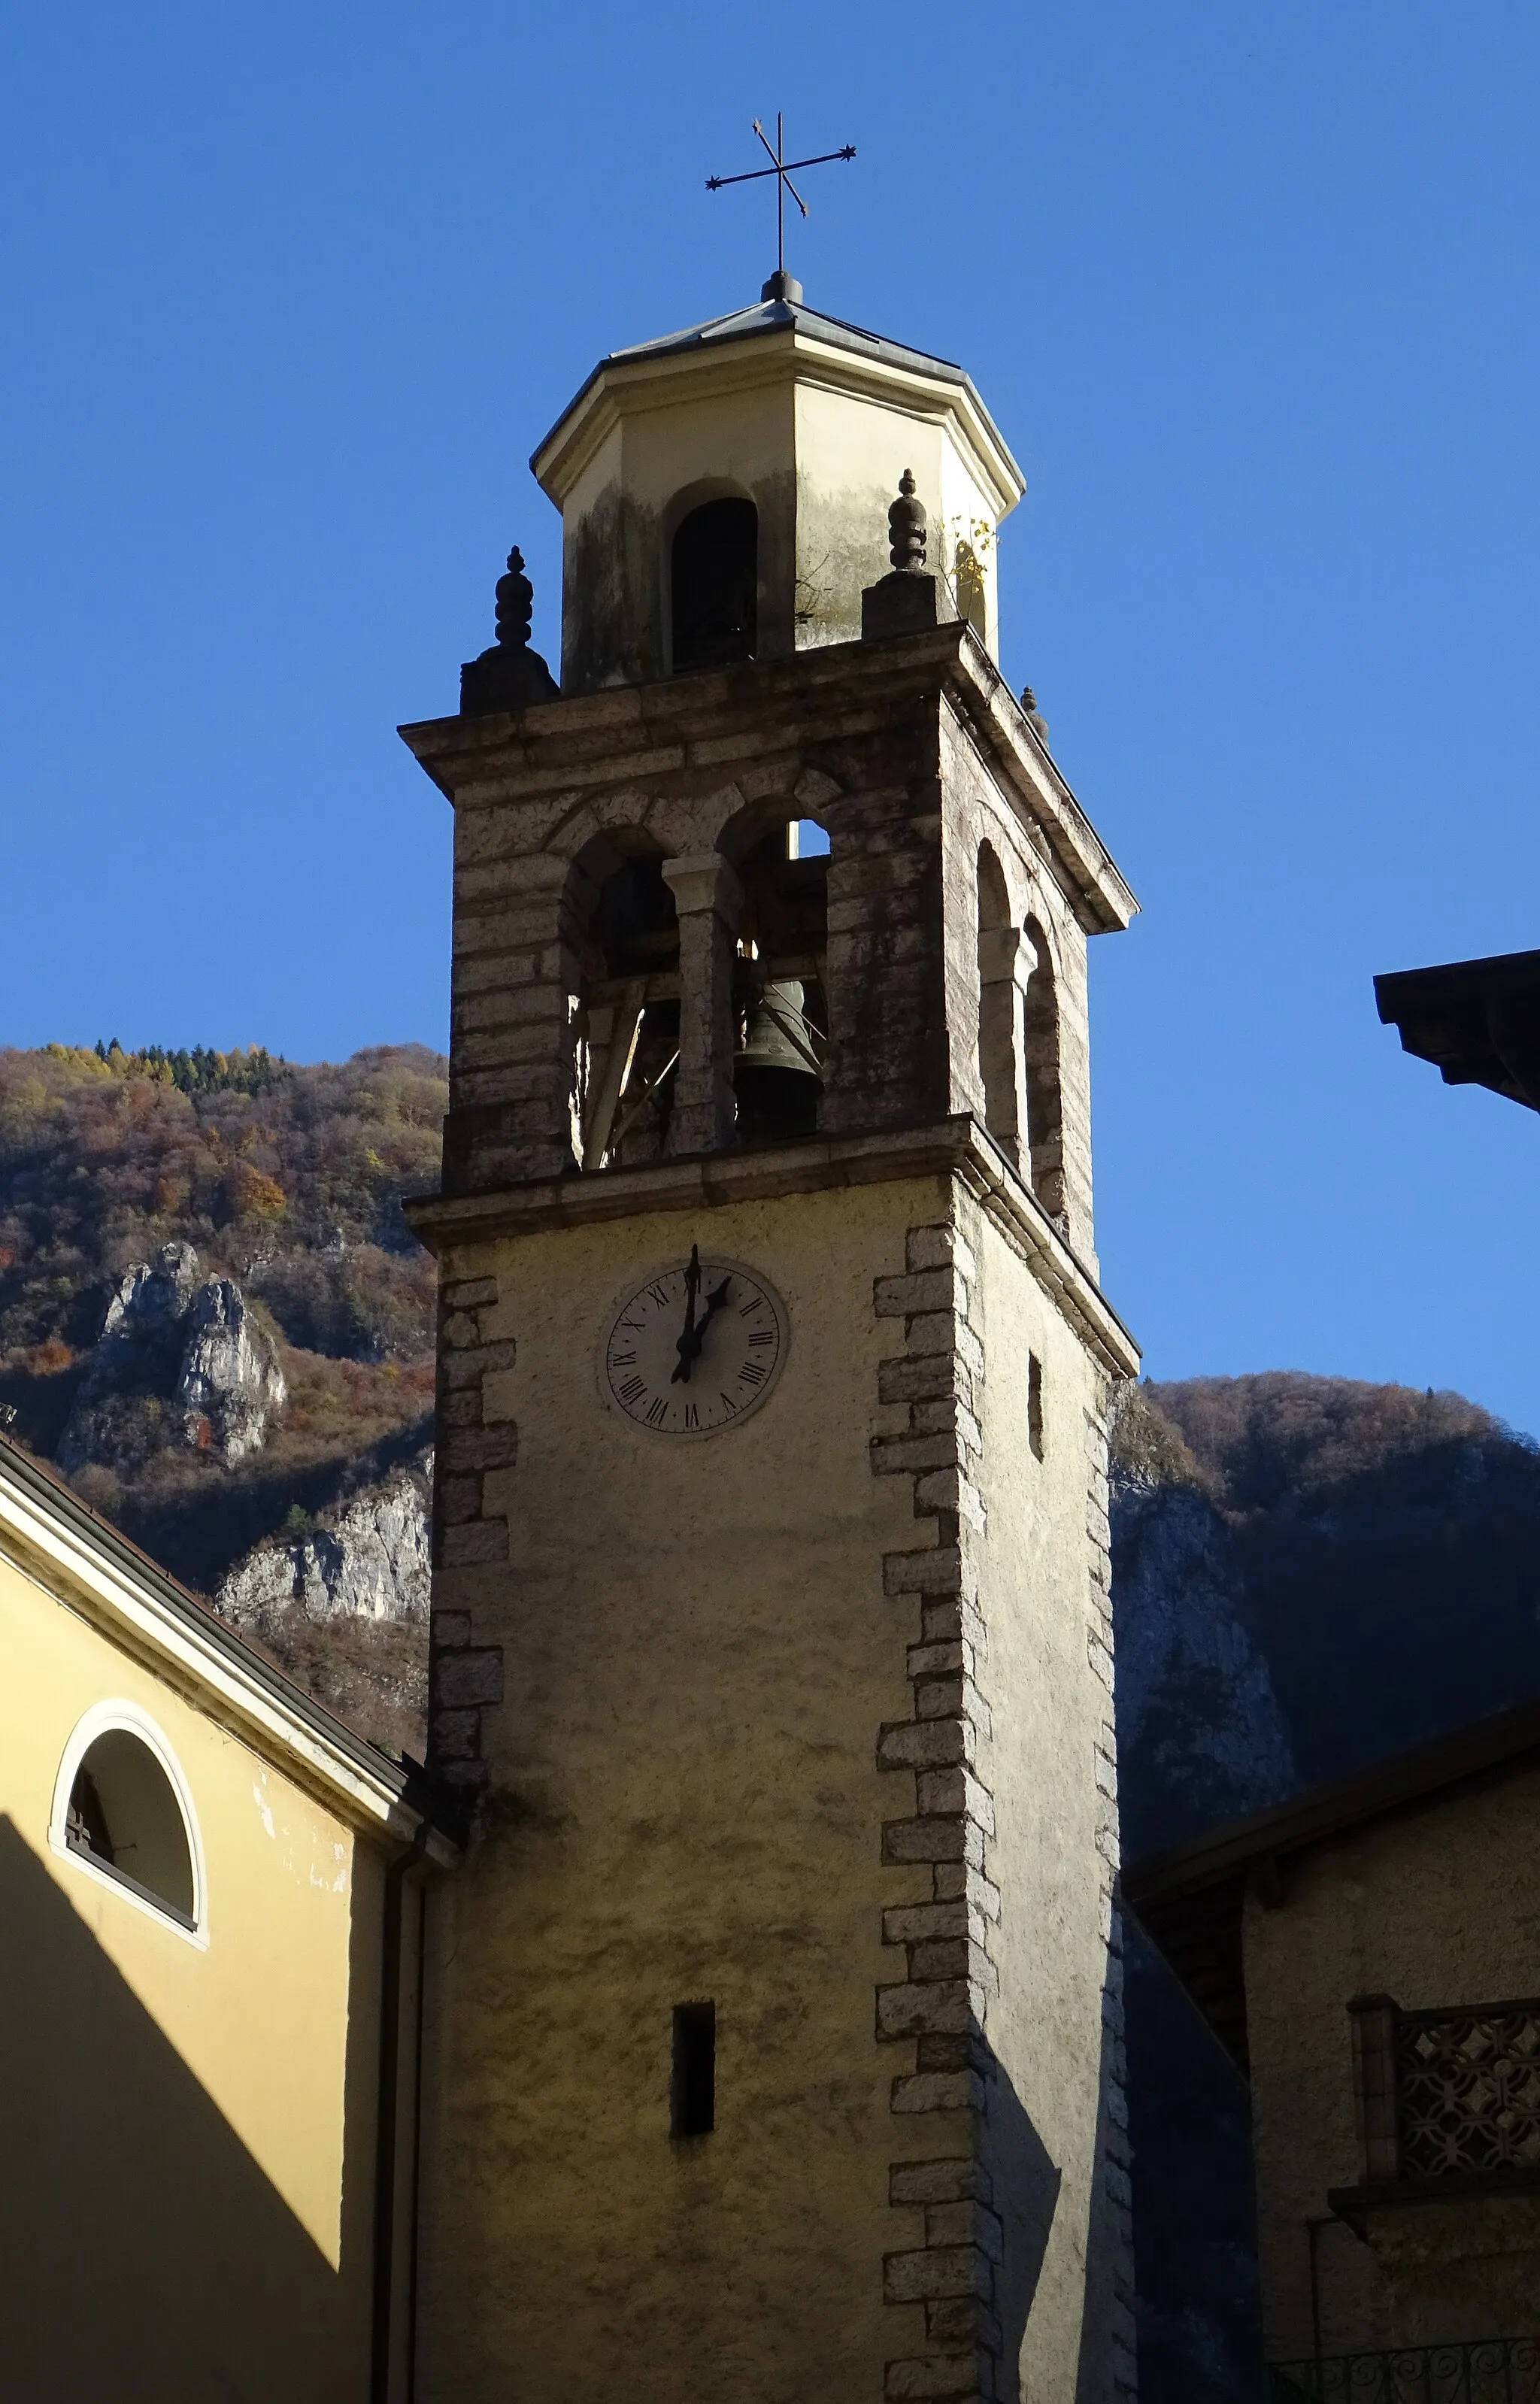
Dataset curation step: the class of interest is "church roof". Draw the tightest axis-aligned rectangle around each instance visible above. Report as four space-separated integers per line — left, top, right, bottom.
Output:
531 291 1020 496
607 293 972 385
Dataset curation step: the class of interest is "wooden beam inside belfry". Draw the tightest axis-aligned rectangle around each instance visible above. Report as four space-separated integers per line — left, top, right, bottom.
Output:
582 979 648 1169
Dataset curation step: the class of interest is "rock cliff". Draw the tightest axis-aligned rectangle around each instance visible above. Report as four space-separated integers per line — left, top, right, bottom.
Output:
177 1276 286 1461
1111 1389 1296 1857
58 1241 286 1472
215 1454 432 1636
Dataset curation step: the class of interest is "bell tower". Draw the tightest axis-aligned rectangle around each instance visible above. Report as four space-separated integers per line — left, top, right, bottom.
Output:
402 280 1140 2404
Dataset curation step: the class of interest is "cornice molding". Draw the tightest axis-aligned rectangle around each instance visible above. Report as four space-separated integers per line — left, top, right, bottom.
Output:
531 322 1023 523
405 1114 1141 1381
399 624 1137 938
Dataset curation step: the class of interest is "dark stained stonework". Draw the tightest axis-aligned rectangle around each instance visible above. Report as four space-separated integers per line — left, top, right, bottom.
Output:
401 622 1133 1220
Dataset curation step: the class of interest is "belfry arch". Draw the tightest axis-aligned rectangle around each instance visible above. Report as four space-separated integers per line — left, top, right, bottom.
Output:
670 496 758 672
975 841 1020 1154
720 802 829 1145
564 834 681 1169
1022 911 1065 1217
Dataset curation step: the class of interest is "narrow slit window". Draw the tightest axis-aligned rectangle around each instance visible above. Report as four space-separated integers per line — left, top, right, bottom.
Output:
671 2001 715 2137
1028 1353 1044 1462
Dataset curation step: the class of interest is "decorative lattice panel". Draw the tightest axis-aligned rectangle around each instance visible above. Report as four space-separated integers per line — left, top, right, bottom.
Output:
1396 2002 1540 2178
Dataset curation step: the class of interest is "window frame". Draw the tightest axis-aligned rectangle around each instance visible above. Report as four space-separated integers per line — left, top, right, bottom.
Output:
49 1699 208 1948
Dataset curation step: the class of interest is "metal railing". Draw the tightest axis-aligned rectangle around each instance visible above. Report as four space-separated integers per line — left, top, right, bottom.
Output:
1270 2339 1540 2404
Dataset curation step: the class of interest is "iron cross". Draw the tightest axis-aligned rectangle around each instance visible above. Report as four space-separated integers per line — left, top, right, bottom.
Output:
707 114 856 283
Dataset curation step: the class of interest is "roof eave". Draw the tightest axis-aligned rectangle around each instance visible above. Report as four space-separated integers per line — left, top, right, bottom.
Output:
532 320 1025 521
0 1435 457 1862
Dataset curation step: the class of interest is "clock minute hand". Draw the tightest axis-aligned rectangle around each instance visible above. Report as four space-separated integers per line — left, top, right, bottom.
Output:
672 1269 733 1383
671 1245 703 1385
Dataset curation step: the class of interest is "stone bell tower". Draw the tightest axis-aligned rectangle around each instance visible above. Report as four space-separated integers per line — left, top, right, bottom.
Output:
401 278 1141 2404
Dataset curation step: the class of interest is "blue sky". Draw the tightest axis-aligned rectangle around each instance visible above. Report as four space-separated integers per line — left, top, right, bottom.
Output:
3 2 1538 1425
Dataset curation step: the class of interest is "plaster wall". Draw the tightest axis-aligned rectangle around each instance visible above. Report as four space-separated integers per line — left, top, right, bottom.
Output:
793 377 999 653
0 1540 380 2400
553 346 1008 689
966 1202 1129 2398
417 1153 1130 2404
417 1173 929 2401
558 374 796 687
1244 1767 1540 2363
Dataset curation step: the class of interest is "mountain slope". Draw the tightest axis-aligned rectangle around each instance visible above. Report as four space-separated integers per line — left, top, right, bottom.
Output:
0 1040 447 1748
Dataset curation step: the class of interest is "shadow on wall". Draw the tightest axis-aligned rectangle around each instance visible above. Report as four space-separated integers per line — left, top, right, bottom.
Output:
975 1970 1131 2404
984 2031 1063 2393
1121 1920 1262 2404
0 1817 366 2404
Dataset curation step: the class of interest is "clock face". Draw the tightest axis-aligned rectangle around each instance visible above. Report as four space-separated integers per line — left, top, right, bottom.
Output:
599 1251 788 1438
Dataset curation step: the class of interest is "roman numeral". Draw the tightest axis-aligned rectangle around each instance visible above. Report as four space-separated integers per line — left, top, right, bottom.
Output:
644 1396 668 1427
617 1317 644 1335
718 1390 738 1414
608 1349 637 1368
738 1360 767 1388
683 1403 699 1429
739 1297 762 1318
746 1326 774 1349
646 1283 671 1310
617 1375 646 1405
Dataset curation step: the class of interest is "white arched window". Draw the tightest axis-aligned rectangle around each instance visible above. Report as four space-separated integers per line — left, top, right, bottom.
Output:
50 1701 207 1945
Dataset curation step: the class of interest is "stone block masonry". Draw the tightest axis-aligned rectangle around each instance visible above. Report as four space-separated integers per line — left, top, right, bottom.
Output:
429 1272 514 1799
873 1211 1005 2404
872 1205 1135 2404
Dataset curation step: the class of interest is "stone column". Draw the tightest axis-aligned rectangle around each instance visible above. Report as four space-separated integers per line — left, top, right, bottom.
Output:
976 922 1030 1171
661 852 743 1156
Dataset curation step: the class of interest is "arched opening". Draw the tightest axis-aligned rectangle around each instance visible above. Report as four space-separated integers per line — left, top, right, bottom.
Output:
565 838 681 1169
976 844 1019 1153
64 1726 197 1928
1023 916 1065 1218
723 808 829 1147
671 499 758 672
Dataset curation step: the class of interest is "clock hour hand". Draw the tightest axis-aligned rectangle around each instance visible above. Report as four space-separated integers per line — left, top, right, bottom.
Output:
671 1245 703 1384
697 1270 733 1341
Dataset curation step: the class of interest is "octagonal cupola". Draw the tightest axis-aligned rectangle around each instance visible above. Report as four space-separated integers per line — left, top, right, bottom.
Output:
530 280 1025 693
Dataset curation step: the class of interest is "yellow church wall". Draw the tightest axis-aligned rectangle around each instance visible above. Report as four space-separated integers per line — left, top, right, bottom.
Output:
417 1172 942 2402
968 1199 1122 2399
0 1532 386 2402
1244 1764 1540 2366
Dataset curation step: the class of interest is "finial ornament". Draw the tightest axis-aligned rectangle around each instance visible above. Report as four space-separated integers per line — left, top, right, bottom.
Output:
860 471 938 641
459 541 559 717
888 471 927 574
493 547 535 650
1020 685 1050 747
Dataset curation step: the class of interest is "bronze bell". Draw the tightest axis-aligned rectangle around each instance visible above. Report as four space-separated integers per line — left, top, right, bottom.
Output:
735 979 822 1141
736 981 820 1078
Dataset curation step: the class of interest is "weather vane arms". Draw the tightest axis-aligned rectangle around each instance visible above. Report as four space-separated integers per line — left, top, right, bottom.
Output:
707 113 856 298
